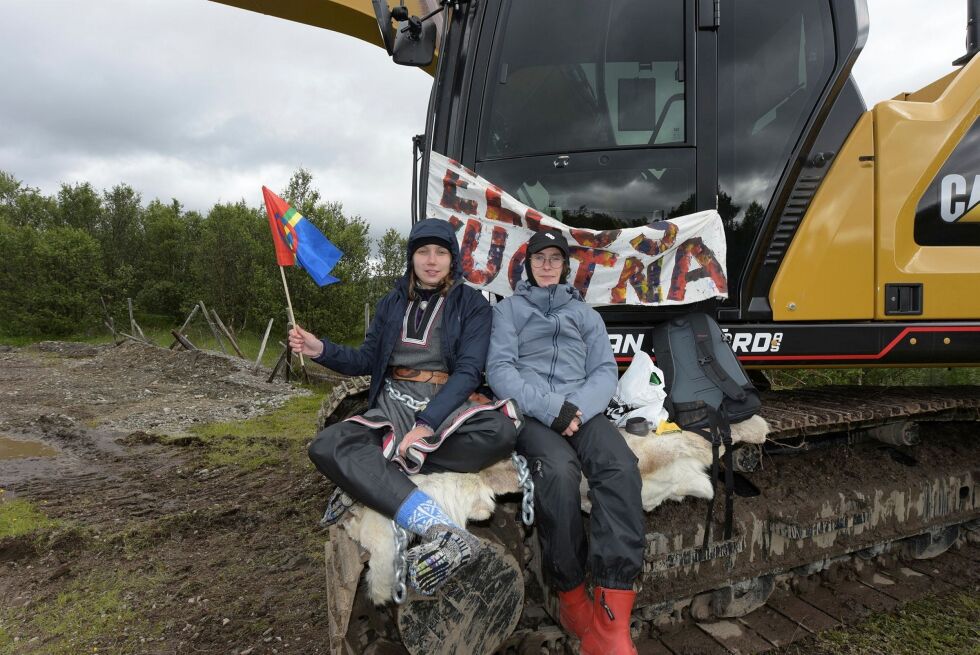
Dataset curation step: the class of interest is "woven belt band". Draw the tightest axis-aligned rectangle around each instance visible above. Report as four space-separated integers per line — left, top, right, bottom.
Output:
389 367 450 385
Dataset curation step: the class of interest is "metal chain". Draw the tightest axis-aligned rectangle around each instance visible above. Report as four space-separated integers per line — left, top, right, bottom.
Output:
511 452 535 526
385 380 430 412
391 521 409 604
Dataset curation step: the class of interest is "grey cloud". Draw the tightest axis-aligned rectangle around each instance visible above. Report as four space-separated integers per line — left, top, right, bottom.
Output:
0 0 968 241
0 0 430 238
852 0 965 106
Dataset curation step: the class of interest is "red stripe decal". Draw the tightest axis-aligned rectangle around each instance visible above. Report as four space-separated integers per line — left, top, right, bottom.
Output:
614 326 980 364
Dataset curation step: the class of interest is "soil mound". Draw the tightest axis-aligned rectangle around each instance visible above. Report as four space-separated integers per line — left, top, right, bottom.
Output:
0 340 309 435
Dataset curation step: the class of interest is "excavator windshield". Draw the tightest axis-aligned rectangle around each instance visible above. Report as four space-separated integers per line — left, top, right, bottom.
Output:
464 0 836 290
473 0 693 229
479 1 687 158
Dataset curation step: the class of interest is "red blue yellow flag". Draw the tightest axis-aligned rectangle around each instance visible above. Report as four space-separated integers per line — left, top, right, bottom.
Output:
262 186 342 286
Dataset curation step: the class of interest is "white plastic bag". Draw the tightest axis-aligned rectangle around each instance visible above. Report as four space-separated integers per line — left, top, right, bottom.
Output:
609 351 668 427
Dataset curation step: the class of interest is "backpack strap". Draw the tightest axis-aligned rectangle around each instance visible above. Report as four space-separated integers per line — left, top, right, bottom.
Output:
719 407 735 541
651 323 675 394
697 405 735 549
689 313 747 403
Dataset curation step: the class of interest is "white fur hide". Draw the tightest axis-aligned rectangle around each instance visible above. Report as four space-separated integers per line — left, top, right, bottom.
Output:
345 414 768 604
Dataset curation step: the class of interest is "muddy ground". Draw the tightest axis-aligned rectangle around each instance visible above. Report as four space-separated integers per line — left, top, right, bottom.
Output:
0 342 977 655
0 341 334 655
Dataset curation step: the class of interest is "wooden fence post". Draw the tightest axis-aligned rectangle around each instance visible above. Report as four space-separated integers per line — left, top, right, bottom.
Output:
198 301 228 355
127 297 150 343
267 346 288 384
100 296 117 341
169 305 200 350
170 329 197 351
254 318 274 373
211 309 244 358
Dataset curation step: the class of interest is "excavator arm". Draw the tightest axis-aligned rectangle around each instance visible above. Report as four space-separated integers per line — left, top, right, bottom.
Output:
210 0 440 60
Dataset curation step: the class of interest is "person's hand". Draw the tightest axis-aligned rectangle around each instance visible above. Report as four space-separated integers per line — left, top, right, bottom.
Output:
399 424 435 457
288 324 325 358
562 410 584 437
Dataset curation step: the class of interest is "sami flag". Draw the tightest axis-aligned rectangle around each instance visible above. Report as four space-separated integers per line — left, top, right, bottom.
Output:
262 186 343 286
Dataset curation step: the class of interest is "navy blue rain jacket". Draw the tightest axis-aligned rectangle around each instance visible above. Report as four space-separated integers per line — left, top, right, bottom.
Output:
312 219 491 428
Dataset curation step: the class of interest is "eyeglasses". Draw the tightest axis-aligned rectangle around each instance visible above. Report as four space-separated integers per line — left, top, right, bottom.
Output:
529 254 565 268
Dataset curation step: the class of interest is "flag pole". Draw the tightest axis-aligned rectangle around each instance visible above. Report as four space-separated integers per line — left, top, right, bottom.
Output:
279 265 306 368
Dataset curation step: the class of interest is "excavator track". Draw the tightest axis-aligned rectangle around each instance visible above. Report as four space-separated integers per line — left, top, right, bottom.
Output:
318 382 979 654
760 385 980 440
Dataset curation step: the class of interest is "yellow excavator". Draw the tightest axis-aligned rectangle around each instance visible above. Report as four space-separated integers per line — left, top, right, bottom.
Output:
215 1 979 652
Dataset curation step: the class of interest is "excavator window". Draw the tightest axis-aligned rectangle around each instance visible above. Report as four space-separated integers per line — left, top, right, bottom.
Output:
472 0 693 230
478 0 687 160
477 148 697 230
717 0 834 288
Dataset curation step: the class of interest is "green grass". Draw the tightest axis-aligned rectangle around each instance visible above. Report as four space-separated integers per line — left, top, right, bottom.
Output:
780 592 980 655
0 497 61 539
186 391 327 470
0 335 40 347
0 569 165 655
764 367 980 389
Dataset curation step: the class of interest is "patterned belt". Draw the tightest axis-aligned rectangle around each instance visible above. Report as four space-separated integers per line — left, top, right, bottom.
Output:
388 367 449 385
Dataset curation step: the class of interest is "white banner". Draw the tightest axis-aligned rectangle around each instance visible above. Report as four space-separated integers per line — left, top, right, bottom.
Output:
426 151 728 306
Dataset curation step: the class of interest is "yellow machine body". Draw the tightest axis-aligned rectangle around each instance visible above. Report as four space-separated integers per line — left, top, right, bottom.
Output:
771 57 980 321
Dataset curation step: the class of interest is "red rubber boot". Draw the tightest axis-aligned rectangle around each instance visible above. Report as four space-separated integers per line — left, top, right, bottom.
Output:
557 583 593 639
579 587 638 655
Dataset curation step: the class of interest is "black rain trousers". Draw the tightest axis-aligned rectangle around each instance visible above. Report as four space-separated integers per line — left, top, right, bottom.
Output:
518 415 644 591
308 411 517 518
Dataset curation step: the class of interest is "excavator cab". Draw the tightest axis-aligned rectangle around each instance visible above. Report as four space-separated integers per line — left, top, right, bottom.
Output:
416 0 980 366
211 0 980 361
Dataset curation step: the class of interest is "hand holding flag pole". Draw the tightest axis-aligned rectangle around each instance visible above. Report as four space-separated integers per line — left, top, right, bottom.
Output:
262 186 343 369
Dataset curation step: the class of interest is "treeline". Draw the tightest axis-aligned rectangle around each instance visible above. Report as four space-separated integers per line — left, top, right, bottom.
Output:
0 169 407 342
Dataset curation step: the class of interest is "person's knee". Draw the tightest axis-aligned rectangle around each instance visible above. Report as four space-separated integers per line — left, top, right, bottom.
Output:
580 424 641 487
534 452 582 495
308 425 346 475
496 415 518 451
470 411 518 457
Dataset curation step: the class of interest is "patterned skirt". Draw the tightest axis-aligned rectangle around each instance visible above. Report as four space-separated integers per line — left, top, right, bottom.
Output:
345 377 521 474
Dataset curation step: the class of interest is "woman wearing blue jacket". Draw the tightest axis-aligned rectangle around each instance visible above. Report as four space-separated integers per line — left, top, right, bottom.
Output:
290 219 519 595
487 230 643 655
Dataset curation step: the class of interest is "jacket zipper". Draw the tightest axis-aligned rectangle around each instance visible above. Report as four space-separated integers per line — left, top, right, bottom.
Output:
546 288 560 391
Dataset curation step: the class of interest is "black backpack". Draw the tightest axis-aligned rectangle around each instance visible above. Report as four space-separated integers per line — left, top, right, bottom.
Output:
652 313 761 548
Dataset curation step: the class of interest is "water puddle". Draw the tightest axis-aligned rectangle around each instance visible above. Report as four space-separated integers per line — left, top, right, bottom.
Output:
0 435 58 460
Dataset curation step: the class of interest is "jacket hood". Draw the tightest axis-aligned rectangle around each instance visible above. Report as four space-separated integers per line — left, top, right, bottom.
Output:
514 279 581 311
405 218 462 280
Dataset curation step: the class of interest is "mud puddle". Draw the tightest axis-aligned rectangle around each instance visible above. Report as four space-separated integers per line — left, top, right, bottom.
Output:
0 434 58 459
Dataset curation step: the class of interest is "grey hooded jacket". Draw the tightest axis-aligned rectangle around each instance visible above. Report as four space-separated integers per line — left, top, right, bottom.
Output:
487 280 618 427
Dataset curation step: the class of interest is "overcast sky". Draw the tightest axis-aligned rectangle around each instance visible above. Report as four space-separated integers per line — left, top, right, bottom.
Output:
0 0 969 240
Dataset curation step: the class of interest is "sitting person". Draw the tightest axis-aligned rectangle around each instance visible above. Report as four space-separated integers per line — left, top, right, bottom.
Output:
487 229 643 654
290 218 519 595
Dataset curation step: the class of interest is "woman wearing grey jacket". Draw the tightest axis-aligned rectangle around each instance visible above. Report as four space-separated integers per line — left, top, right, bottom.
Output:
487 230 643 655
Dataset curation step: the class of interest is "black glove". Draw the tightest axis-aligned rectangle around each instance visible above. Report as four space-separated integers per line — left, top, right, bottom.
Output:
550 401 580 434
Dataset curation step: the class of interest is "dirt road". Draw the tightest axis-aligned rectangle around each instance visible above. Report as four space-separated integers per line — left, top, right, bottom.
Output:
1 342 977 655
0 342 337 654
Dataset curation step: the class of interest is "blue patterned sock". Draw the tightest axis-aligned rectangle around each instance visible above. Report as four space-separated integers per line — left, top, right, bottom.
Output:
394 489 459 537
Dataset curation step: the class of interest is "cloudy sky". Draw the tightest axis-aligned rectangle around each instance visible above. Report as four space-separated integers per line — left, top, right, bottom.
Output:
0 0 969 240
